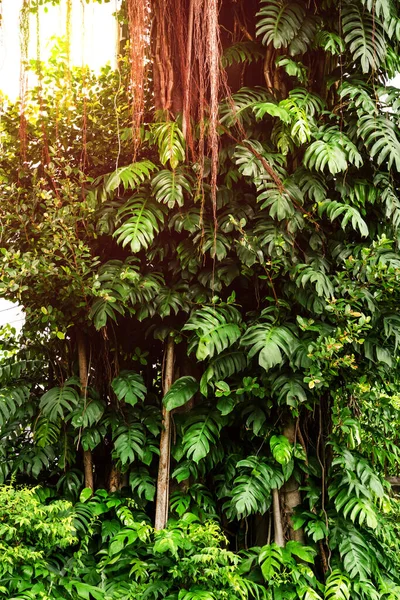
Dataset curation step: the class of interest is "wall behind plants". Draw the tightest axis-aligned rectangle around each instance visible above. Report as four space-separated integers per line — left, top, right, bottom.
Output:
1 0 400 598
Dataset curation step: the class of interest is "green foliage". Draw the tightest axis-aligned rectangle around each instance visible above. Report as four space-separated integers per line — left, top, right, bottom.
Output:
1 3 400 599
150 121 186 169
256 0 305 49
222 41 264 68
241 316 297 371
342 3 387 73
225 456 284 519
105 161 157 193
111 371 147 407
181 410 223 463
163 376 199 411
184 304 242 361
114 194 166 253
112 422 146 466
152 168 192 209
0 485 77 598
39 381 80 422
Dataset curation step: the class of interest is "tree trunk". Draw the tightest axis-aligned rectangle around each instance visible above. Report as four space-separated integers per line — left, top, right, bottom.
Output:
282 419 305 543
76 330 94 491
154 336 175 530
108 463 123 492
272 487 285 547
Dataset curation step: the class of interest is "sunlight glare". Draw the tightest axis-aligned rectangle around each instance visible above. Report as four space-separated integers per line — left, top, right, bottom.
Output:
0 0 120 99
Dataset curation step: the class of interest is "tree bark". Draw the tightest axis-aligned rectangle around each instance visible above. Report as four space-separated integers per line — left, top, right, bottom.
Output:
76 330 94 491
154 336 175 530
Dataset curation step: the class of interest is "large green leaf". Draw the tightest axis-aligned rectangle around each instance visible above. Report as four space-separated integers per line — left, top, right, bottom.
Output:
182 410 223 463
184 305 242 361
112 423 145 466
112 371 147 407
259 544 283 581
0 384 30 428
114 195 166 253
256 0 305 49
150 121 185 169
270 435 292 465
342 3 386 74
241 320 297 371
227 456 284 519
152 168 192 209
105 160 156 192
40 383 80 422
163 376 199 411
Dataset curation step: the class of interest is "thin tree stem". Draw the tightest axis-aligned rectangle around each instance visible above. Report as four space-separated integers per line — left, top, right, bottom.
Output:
272 488 285 547
155 336 175 530
76 330 94 491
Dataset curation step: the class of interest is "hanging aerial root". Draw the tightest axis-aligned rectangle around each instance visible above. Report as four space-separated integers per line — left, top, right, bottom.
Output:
126 0 150 156
206 0 221 240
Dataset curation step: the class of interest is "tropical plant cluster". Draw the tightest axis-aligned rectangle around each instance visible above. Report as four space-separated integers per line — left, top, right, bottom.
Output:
1 0 400 598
